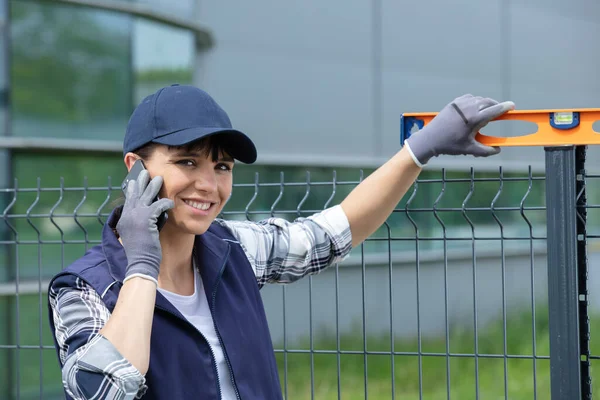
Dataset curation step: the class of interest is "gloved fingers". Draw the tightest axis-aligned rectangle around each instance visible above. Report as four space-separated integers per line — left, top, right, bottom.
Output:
124 179 138 208
451 94 475 110
151 198 175 217
139 175 164 206
133 169 151 203
468 141 502 157
478 101 515 122
477 97 499 111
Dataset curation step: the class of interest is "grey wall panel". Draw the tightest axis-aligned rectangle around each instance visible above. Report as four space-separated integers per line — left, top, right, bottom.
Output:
380 0 507 169
505 1 600 170
196 0 599 170
202 49 374 162
198 0 376 165
509 3 600 108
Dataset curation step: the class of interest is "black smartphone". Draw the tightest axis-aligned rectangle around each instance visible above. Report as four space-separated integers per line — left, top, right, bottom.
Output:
121 159 168 231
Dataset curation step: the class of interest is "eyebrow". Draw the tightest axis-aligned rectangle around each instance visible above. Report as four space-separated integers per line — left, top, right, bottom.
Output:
171 151 234 162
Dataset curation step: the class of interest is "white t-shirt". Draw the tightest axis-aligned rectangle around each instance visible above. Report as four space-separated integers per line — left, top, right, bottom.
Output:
157 264 236 400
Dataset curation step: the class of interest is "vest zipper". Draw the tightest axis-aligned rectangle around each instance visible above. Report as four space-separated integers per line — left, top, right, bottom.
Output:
155 304 223 399
211 244 242 400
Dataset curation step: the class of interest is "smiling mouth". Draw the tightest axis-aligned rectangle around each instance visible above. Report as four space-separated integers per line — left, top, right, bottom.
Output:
183 199 214 211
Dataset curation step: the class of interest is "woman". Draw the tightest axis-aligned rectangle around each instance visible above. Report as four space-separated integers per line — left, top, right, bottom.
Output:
47 84 514 399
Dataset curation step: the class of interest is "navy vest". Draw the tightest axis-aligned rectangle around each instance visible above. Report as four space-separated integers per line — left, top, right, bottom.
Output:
48 207 283 399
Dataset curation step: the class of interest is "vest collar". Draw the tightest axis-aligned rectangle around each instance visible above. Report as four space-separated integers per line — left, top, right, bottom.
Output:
101 207 231 313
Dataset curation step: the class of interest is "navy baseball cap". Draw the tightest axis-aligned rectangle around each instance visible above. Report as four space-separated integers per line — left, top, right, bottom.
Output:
123 84 257 164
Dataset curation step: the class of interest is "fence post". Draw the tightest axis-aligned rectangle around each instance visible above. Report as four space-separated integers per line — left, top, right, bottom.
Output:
545 145 581 399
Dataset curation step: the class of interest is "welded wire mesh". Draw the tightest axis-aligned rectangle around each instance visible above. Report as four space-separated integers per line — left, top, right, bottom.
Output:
0 166 594 399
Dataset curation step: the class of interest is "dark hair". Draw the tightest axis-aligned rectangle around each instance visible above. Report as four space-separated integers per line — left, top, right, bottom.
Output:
133 135 230 163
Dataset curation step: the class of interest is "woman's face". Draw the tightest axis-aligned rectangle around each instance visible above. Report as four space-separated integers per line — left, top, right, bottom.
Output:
136 143 234 236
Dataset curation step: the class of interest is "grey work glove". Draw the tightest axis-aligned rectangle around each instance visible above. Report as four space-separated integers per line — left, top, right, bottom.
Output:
405 94 515 166
116 169 174 285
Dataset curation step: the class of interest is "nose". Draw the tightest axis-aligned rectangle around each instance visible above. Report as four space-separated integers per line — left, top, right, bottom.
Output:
194 165 218 193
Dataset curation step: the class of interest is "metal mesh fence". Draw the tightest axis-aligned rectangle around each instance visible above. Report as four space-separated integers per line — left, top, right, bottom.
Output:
0 164 598 399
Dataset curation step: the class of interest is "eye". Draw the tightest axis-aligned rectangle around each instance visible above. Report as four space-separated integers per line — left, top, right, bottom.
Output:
176 159 196 167
216 163 233 172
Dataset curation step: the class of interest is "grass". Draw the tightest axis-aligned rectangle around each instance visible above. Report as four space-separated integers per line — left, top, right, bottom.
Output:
4 296 600 399
273 306 600 399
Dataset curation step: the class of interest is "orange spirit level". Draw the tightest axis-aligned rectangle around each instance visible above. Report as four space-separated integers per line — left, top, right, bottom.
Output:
400 109 600 147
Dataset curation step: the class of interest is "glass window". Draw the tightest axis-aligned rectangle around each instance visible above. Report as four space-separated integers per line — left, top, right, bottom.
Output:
10 2 133 141
132 19 195 105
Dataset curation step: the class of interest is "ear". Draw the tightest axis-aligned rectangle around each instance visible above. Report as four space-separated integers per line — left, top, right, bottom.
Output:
123 152 140 172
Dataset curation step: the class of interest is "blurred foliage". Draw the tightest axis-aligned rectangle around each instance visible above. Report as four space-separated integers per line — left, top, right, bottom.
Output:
136 67 193 84
10 1 193 124
11 2 131 122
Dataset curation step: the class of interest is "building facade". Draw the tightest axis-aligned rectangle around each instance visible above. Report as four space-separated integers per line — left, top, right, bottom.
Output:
0 0 598 398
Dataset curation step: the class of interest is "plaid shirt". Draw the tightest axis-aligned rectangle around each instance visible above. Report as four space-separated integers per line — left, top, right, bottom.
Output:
49 205 352 399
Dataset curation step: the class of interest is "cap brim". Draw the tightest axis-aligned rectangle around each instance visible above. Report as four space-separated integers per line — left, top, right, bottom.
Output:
151 127 257 164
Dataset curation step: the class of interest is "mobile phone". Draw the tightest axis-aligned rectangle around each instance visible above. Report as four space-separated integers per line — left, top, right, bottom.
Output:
121 159 168 231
